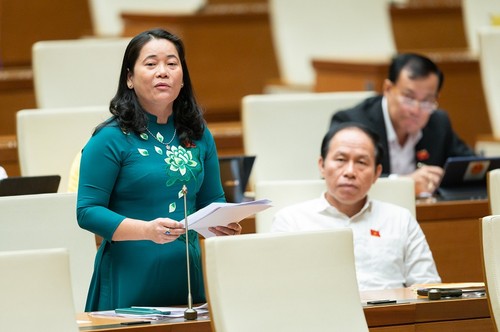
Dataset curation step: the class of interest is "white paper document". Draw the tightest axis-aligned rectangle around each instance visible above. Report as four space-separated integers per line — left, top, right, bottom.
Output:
90 303 209 320
184 199 272 238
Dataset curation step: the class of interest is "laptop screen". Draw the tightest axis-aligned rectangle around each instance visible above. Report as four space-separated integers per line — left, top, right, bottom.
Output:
437 156 500 200
0 175 61 196
219 156 255 203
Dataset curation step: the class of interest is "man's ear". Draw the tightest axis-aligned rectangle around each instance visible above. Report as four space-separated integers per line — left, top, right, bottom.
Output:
373 164 383 184
382 79 393 95
318 157 325 179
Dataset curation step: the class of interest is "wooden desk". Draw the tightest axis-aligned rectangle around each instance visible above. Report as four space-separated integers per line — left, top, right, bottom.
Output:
0 68 36 137
78 313 212 331
417 198 490 283
121 3 280 123
390 2 467 51
0 0 93 67
313 52 491 148
362 287 493 331
77 287 493 331
0 135 20 176
0 68 35 176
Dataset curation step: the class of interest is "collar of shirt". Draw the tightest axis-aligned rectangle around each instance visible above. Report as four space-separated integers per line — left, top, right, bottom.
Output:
382 97 422 175
317 192 374 221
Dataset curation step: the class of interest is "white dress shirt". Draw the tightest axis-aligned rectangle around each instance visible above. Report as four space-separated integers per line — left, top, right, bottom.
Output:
271 194 441 291
382 97 422 175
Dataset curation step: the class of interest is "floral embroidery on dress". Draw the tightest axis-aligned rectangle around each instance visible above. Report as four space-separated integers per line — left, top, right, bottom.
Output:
137 130 201 212
165 146 198 175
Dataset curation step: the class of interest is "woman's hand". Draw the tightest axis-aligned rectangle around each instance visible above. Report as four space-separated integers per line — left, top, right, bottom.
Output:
144 218 186 244
209 222 242 236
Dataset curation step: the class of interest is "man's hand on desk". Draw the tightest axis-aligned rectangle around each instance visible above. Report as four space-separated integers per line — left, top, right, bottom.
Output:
408 165 444 197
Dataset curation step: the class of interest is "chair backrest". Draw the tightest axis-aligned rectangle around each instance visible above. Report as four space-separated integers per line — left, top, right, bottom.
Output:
0 193 97 312
0 248 79 332
268 0 395 86
242 91 375 188
203 229 368 332
32 37 129 108
88 0 206 37
489 169 500 215
16 106 110 192
478 26 500 138
462 0 500 54
255 177 415 233
481 215 500 332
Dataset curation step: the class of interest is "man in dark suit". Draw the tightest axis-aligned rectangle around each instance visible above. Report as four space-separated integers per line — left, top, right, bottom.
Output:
331 53 474 196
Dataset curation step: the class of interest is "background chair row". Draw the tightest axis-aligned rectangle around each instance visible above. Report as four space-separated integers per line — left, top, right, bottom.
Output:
0 193 96 313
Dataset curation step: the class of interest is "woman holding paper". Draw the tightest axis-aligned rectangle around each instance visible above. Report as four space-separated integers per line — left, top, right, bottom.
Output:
77 28 242 312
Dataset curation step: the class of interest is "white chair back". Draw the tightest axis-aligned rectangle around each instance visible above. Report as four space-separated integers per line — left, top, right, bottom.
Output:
0 248 79 332
462 0 500 54
478 26 500 138
32 37 129 108
203 229 369 332
481 215 500 332
88 0 206 37
268 0 395 86
255 177 415 233
242 91 375 189
489 169 500 215
16 106 110 192
0 193 97 313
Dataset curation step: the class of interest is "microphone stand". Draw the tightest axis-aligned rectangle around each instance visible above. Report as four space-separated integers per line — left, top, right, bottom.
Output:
182 185 197 320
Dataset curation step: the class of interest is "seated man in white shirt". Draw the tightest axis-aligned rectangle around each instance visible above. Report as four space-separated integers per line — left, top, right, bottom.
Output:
271 122 441 291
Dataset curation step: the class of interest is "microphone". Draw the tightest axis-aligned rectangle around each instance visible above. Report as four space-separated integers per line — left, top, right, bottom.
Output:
181 185 197 320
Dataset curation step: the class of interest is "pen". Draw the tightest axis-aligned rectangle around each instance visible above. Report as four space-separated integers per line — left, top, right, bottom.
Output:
366 299 397 305
115 307 171 315
120 321 152 326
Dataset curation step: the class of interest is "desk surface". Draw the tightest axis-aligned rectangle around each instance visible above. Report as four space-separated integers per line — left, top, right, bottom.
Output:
77 287 493 331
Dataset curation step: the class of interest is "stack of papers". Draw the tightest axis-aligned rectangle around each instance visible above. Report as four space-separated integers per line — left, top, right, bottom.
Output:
184 199 272 238
90 303 209 320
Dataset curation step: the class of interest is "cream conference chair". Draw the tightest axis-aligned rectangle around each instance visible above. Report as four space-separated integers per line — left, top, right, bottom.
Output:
0 193 96 312
0 248 79 332
32 37 129 108
242 91 375 190
462 0 500 54
481 215 500 332
203 229 368 332
16 106 110 192
88 0 206 37
488 169 500 215
268 0 395 87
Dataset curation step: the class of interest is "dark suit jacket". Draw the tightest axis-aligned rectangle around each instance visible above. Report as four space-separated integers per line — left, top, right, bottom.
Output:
330 95 475 174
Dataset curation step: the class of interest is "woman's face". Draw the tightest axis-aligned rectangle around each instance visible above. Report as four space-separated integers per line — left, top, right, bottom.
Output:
127 38 183 114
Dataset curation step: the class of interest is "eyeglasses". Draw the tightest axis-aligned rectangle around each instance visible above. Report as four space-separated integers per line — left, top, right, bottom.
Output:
396 94 438 113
